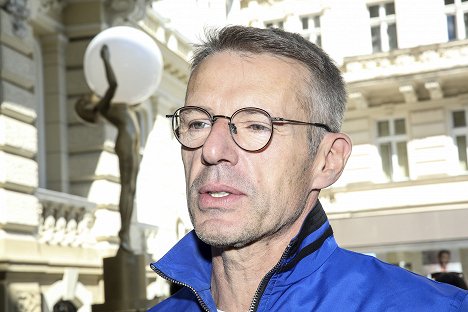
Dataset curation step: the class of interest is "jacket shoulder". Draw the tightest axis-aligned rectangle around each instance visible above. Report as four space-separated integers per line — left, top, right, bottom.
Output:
332 248 468 311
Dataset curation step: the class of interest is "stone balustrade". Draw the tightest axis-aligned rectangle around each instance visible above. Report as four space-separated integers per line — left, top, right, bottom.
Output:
36 188 96 248
140 9 193 61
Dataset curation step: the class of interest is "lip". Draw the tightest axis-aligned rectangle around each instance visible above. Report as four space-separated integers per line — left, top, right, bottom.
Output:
198 183 245 209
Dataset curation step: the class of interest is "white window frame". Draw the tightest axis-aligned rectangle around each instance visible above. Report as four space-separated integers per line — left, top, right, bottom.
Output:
376 117 410 181
444 0 468 41
299 14 322 46
368 1 397 53
451 108 468 171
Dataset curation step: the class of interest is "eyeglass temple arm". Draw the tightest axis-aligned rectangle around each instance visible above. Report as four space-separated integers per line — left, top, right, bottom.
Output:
272 117 334 133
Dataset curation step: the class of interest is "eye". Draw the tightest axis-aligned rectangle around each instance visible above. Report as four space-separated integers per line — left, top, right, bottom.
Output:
233 110 272 133
247 123 271 132
236 120 271 133
188 120 211 130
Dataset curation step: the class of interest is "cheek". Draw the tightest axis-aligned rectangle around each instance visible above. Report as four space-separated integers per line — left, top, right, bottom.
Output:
182 150 197 183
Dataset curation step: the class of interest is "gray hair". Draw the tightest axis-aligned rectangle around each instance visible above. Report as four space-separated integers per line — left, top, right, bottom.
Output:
189 25 347 155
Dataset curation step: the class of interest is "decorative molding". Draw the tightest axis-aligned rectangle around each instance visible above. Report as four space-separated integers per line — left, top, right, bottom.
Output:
36 188 97 247
425 81 444 100
348 92 368 110
1 0 30 37
15 291 41 312
343 41 468 83
39 0 65 13
103 0 151 26
43 269 93 311
399 84 418 103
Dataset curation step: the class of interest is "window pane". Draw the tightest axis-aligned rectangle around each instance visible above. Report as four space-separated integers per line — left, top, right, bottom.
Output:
452 110 466 127
379 143 393 179
385 2 395 15
378 120 390 137
369 5 380 18
456 136 468 170
371 26 382 53
316 34 322 47
388 23 398 50
447 15 457 41
301 17 309 30
394 119 406 135
396 142 409 177
465 13 468 39
314 16 321 27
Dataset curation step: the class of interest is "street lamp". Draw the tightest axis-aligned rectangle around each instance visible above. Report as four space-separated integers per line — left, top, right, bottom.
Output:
79 26 163 311
84 26 163 104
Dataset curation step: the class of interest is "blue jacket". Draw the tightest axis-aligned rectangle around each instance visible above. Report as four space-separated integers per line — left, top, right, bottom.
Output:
149 202 468 311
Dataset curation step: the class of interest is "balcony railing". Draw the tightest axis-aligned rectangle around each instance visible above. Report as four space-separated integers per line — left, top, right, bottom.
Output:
36 188 97 247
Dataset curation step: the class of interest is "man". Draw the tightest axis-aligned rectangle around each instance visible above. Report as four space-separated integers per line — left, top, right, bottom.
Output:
439 250 452 272
433 249 462 273
149 26 468 311
431 250 468 290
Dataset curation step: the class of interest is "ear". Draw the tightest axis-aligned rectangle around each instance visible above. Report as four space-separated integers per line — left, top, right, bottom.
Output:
310 132 352 190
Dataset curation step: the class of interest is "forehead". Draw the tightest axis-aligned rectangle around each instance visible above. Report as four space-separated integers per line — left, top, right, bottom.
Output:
186 51 308 115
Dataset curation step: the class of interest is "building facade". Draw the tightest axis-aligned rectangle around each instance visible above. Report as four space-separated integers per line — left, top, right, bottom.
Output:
236 0 468 276
0 0 192 310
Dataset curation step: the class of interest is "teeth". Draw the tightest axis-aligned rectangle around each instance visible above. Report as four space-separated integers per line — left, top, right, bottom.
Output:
209 192 230 198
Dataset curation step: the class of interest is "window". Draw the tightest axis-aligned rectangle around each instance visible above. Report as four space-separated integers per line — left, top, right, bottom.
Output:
300 14 322 46
444 0 468 41
377 118 409 181
452 110 468 170
265 20 284 29
368 2 398 53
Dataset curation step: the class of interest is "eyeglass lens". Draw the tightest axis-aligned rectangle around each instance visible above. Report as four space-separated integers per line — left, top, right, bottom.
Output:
172 107 273 151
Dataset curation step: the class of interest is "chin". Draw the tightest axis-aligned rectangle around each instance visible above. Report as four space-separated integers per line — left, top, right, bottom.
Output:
194 225 257 249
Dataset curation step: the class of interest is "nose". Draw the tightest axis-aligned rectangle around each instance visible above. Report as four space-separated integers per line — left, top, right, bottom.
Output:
201 118 239 165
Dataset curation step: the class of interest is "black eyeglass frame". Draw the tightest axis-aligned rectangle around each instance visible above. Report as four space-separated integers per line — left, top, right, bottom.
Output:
166 106 334 152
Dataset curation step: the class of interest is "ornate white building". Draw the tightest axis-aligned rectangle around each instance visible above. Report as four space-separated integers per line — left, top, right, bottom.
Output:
1 0 468 310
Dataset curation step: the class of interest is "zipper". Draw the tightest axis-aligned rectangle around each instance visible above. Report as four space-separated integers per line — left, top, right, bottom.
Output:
151 264 211 312
248 243 293 312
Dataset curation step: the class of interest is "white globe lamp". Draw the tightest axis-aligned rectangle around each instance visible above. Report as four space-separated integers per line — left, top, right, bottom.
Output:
83 26 163 105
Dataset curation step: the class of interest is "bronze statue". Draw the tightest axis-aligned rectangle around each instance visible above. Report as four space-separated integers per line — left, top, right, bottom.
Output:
75 45 140 253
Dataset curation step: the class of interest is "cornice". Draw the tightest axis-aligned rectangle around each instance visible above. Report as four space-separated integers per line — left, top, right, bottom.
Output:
342 40 468 84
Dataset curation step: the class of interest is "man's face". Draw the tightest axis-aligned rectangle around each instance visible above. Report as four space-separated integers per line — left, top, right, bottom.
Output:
439 252 450 265
182 51 316 248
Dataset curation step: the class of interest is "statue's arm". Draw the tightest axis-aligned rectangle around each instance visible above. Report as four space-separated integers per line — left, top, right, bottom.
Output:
95 45 117 115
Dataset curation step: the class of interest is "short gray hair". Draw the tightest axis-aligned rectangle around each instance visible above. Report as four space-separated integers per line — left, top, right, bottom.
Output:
189 25 347 155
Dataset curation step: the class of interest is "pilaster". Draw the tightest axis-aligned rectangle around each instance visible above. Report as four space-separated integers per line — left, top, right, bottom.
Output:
40 33 70 193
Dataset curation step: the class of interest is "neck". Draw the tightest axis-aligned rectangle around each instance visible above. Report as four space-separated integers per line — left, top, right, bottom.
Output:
210 198 318 311
211 235 291 311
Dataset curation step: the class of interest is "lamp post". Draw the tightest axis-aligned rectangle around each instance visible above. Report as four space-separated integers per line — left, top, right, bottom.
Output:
76 26 163 311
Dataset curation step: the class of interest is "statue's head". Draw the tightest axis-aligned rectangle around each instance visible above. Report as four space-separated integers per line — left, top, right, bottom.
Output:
74 94 100 124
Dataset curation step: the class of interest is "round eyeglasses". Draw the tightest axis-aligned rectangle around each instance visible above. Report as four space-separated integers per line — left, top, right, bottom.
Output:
166 106 333 152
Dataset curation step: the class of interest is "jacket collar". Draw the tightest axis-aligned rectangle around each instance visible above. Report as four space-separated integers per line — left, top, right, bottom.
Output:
280 200 334 272
151 200 333 294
